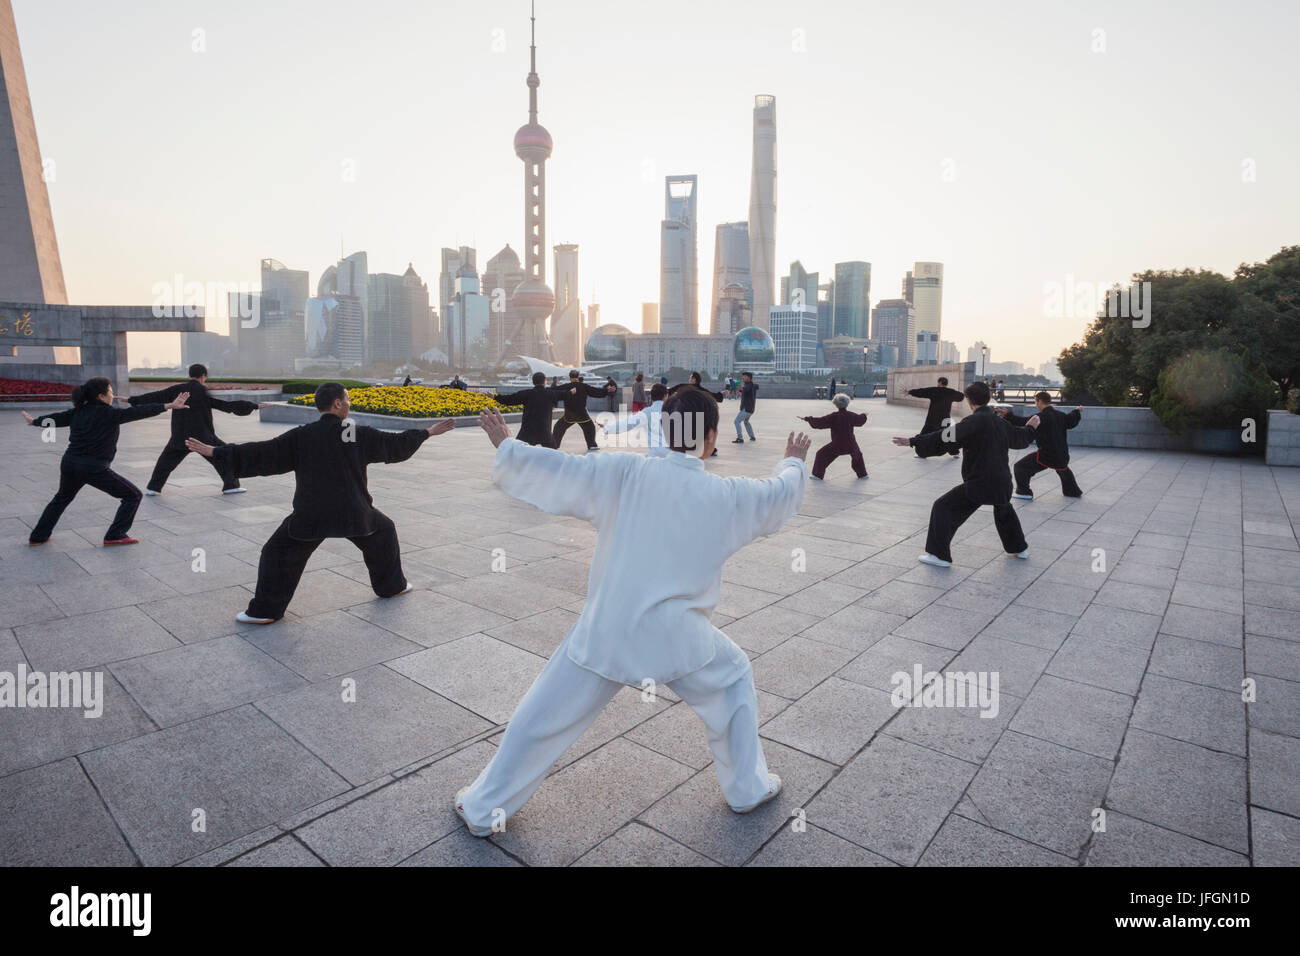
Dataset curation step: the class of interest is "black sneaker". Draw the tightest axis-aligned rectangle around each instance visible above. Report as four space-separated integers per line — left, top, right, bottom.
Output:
748 436 756 442
732 438 744 444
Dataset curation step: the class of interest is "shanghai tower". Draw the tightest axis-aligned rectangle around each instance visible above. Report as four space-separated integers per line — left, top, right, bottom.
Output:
748 94 777 331
503 1 556 363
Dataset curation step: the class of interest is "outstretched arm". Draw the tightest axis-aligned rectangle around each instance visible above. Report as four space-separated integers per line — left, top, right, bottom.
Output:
1065 407 1082 428
479 407 628 523
359 419 454 464
601 408 647 436
904 426 960 457
802 413 833 429
724 432 811 547
190 430 295 476
494 389 531 406
127 383 184 406
1002 415 1040 450
111 390 188 424
24 408 75 428
208 395 261 416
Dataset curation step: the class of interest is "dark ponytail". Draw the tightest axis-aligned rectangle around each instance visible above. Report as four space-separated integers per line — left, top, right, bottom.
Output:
71 376 112 408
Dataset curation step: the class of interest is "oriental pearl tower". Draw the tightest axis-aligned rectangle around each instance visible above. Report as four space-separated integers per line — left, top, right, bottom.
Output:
502 2 556 364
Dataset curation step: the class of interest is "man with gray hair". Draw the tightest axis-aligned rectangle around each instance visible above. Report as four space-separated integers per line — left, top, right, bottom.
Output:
800 392 868 480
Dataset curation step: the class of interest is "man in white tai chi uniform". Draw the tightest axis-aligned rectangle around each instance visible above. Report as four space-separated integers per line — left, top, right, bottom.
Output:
598 381 669 457
457 389 811 835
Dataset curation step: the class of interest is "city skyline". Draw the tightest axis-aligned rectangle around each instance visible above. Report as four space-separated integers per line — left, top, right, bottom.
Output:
13 0 1299 370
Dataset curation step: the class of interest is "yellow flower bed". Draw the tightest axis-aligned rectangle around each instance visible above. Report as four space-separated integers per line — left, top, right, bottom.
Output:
290 386 521 419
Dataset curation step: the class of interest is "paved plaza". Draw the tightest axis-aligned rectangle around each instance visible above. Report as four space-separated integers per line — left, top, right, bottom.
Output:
1 398 1297 867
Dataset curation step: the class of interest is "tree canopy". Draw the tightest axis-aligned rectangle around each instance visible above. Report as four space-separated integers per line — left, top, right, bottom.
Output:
1058 246 1300 406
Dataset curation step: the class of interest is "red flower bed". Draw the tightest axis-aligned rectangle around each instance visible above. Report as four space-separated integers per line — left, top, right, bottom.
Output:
0 377 75 402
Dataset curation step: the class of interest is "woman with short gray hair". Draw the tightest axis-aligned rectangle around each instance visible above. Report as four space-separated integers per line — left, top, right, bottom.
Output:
800 393 868 480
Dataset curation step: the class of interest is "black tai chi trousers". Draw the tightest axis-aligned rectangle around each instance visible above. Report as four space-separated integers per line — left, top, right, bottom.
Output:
246 512 406 620
1013 452 1082 498
553 417 598 450
31 460 142 542
148 441 240 492
925 484 1028 564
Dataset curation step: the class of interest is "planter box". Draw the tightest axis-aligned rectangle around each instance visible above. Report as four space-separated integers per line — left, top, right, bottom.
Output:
1266 409 1300 466
1188 427 1245 456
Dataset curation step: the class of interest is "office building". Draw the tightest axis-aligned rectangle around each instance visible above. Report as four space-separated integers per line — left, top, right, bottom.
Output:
833 262 871 338
749 95 777 329
659 175 699 335
710 221 751 333
769 306 818 371
871 298 916 367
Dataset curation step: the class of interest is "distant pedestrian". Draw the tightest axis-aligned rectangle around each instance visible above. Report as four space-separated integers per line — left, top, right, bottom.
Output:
733 372 758 443
631 373 647 413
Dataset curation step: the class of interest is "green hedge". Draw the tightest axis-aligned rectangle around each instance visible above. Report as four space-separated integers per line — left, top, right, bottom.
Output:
130 376 370 395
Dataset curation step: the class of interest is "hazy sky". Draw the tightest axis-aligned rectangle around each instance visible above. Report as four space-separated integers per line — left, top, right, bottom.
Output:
16 0 1299 369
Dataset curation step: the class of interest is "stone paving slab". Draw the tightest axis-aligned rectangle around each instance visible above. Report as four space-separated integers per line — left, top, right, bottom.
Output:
2 400 1297 866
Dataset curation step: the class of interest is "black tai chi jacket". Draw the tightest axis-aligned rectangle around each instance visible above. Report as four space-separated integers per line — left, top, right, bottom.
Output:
911 404 1035 506
129 380 258 447
495 384 566 447
212 413 428 540
908 385 966 433
557 381 611 423
1005 405 1081 468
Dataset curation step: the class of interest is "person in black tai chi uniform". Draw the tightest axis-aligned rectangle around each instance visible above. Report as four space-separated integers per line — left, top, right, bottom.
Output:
892 381 1039 568
128 363 268 496
494 372 569 448
669 372 725 456
551 369 614 452
185 382 455 624
907 376 966 458
998 391 1084 500
23 377 191 546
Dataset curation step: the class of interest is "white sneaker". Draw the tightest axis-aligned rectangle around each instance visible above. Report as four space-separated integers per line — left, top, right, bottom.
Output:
918 553 952 568
222 487 247 495
729 773 782 814
144 489 160 497
1013 549 1030 559
235 611 277 625
1011 492 1033 501
386 583 413 597
455 787 494 838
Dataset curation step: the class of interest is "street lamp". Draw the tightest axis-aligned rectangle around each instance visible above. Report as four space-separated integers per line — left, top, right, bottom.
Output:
980 345 988 379
862 345 869 385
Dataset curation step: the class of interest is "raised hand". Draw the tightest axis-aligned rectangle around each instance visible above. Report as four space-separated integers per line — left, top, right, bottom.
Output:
478 407 510 448
784 431 812 461
185 437 215 457
20 410 34 424
1075 406 1084 413
167 392 190 410
427 418 455 436
891 436 912 446
257 402 272 410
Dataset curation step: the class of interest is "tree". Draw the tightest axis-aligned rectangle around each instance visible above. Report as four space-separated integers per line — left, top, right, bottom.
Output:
1058 269 1240 405
1233 245 1300 402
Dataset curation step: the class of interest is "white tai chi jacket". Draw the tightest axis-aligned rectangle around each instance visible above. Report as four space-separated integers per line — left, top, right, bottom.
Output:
600 400 668 457
491 438 808 684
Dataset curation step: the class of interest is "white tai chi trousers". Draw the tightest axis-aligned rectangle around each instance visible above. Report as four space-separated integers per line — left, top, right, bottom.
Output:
457 631 772 828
